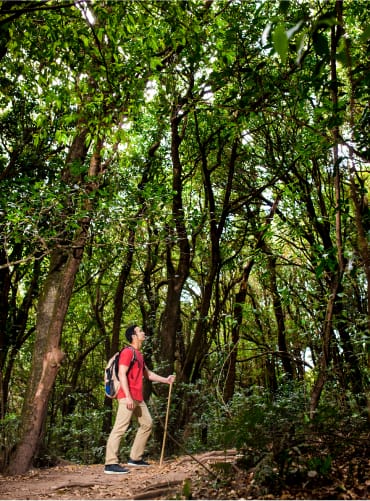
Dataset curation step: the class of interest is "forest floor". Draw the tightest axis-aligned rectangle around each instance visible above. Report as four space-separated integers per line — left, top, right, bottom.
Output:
0 448 369 500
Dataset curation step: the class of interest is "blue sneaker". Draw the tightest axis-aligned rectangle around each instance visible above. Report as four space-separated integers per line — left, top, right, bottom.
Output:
127 458 150 467
104 464 129 474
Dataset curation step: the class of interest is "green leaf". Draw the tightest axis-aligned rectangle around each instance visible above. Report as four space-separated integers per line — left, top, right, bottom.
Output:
149 56 162 70
360 25 370 43
80 34 90 48
272 23 288 64
313 32 329 57
316 12 337 28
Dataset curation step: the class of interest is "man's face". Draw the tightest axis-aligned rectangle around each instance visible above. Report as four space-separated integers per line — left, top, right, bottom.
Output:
134 326 146 341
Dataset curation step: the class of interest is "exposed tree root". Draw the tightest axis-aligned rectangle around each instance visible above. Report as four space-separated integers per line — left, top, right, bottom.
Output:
133 479 184 499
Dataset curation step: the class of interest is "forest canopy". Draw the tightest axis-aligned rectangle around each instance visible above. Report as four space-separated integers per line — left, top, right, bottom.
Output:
0 0 369 492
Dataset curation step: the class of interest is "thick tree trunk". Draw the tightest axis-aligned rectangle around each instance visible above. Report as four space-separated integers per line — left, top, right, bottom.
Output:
6 131 93 475
161 278 183 372
6 246 83 474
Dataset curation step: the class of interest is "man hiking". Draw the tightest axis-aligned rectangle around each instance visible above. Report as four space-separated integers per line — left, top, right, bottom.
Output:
104 324 176 474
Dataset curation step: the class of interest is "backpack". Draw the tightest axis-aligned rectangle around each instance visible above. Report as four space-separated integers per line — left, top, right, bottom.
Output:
104 346 136 399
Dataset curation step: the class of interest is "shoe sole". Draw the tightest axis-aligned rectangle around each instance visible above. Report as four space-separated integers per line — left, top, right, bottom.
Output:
127 463 150 467
104 470 129 474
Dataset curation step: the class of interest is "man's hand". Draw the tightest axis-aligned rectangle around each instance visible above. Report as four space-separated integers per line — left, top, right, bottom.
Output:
167 374 176 384
125 396 134 410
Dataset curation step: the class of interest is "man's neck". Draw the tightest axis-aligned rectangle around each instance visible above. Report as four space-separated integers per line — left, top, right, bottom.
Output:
131 340 141 351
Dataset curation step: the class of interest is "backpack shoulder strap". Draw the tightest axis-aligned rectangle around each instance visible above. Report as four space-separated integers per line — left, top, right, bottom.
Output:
121 345 136 373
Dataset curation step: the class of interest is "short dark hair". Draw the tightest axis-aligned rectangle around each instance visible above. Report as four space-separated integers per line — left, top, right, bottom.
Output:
125 324 138 343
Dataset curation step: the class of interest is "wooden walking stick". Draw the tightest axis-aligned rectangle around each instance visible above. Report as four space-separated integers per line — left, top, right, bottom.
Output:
159 382 173 466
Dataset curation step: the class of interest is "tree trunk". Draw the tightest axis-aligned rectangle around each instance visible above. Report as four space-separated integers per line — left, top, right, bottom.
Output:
310 0 346 420
6 131 93 475
309 276 339 418
0 247 11 371
0 248 41 417
159 106 191 374
182 133 239 384
223 197 280 402
6 246 83 474
268 254 294 380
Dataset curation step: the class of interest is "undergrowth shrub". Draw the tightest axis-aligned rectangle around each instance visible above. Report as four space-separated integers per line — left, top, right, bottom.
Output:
210 382 368 495
42 407 107 465
152 381 223 456
0 413 20 471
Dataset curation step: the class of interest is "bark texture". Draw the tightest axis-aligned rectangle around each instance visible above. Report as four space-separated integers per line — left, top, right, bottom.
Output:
6 131 92 475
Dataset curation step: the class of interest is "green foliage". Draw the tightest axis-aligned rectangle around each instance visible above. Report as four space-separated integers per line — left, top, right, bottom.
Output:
210 382 368 493
45 408 108 465
272 24 289 64
217 384 308 452
0 413 20 469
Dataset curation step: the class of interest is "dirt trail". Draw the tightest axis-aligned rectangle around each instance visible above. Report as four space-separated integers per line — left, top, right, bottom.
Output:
0 451 236 500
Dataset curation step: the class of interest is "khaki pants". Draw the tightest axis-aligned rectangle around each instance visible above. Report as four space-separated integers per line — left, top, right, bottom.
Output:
105 399 153 465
